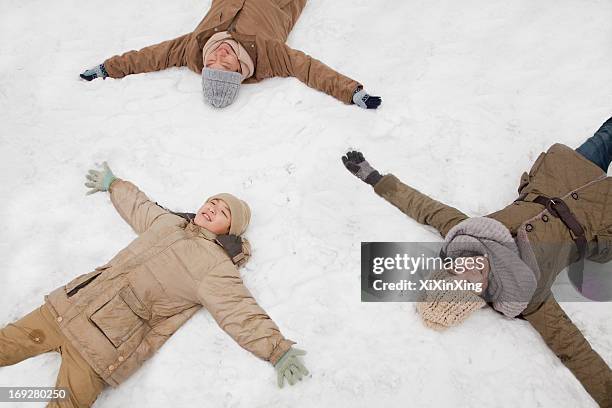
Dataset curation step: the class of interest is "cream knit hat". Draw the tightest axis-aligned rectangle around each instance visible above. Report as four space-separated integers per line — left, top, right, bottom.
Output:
206 193 251 236
416 270 486 330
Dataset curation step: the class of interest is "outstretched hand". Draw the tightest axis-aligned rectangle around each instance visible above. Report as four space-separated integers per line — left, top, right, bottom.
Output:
353 89 382 109
341 151 383 186
275 348 309 389
80 64 109 81
84 161 117 195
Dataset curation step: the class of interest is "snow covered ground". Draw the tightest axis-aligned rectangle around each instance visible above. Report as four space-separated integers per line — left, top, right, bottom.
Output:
1 0 611 406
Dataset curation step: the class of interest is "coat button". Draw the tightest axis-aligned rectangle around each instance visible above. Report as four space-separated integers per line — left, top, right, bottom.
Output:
56 316 63 323
251 44 254 48
542 215 549 222
108 365 115 371
118 356 125 362
525 224 534 232
214 27 218 31
571 192 578 200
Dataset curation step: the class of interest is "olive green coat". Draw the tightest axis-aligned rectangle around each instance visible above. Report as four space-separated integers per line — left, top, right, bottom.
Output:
44 179 294 387
104 0 361 104
373 144 611 406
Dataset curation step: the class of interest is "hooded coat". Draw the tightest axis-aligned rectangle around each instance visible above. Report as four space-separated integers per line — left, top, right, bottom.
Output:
44 179 294 387
372 144 612 406
103 0 361 104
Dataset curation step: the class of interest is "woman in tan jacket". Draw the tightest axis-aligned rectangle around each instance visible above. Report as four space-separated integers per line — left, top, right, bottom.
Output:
342 117 612 407
0 162 308 407
79 0 381 109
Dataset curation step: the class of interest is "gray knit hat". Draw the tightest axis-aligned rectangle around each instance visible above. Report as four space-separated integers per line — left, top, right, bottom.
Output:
443 217 538 317
201 68 242 108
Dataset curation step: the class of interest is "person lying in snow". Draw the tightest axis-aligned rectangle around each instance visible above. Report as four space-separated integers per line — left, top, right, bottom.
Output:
0 162 308 408
79 0 381 110
342 117 612 407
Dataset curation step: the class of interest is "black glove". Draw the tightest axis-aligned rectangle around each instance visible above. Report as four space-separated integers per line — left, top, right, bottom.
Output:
215 234 245 265
342 151 383 186
352 88 382 109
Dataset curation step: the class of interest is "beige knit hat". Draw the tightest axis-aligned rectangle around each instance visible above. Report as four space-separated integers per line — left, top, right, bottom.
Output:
416 270 487 330
206 193 251 236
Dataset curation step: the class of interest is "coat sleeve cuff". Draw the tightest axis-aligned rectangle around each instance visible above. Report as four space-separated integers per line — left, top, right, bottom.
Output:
269 339 296 366
373 174 399 196
103 57 125 78
108 178 122 193
343 81 363 104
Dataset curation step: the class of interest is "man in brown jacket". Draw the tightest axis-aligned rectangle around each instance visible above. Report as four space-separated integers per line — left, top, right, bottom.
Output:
79 0 382 109
0 162 308 407
342 117 612 406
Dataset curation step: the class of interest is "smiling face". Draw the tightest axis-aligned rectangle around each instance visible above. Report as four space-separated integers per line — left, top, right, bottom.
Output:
205 43 241 73
194 198 231 234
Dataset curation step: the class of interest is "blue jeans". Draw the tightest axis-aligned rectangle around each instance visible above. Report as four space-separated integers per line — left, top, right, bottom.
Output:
576 117 612 171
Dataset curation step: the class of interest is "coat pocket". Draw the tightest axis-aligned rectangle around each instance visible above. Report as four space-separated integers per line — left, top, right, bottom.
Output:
90 286 149 348
588 232 612 263
118 285 151 320
65 270 104 298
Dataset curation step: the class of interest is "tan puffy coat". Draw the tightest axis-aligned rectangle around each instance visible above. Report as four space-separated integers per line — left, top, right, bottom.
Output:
44 179 294 387
373 144 612 406
104 0 361 104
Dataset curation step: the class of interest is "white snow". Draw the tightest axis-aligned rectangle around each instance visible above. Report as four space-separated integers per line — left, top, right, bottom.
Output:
1 0 611 407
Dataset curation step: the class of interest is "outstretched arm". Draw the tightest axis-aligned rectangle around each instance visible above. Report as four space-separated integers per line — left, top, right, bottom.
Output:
342 151 469 237
373 174 469 238
81 33 191 80
197 260 295 365
523 296 612 406
267 41 380 108
84 162 174 234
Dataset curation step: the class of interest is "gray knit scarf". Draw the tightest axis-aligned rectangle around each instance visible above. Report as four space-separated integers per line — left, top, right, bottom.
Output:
442 217 537 317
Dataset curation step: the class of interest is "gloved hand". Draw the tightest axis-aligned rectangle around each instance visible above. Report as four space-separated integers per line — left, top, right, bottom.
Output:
80 64 109 81
274 348 309 388
84 162 117 195
352 88 382 109
342 151 383 186
215 234 245 265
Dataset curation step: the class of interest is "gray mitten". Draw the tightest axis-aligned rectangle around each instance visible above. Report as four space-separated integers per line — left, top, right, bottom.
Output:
80 64 109 81
352 88 382 109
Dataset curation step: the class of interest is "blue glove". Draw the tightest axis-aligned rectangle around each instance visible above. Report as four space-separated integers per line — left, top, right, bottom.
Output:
80 64 108 81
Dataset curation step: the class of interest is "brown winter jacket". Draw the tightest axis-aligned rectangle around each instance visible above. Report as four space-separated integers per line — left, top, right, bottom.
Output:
373 144 612 406
44 179 294 387
103 0 361 104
